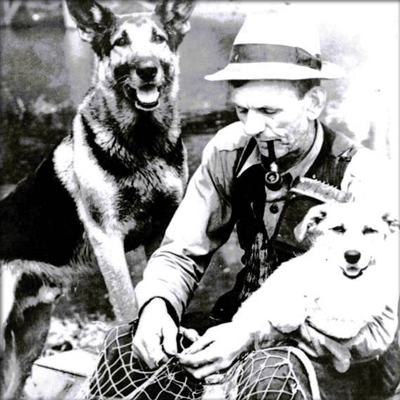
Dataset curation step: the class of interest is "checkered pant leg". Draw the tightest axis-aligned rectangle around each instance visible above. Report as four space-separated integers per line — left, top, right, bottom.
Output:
225 347 315 400
86 322 316 400
87 322 203 400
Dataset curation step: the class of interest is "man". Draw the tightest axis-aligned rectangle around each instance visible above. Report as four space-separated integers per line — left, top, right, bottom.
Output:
88 8 399 400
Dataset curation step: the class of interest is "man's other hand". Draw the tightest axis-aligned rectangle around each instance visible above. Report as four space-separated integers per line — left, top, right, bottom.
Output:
296 323 352 373
177 322 253 380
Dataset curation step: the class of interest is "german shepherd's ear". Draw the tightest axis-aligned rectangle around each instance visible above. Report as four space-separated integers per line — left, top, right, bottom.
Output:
155 0 196 50
66 0 116 43
294 205 329 243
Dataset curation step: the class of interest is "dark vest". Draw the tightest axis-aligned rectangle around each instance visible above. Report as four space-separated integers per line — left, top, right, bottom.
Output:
211 125 359 322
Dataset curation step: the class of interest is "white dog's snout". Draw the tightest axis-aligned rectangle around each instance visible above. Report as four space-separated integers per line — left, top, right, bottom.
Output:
344 250 361 264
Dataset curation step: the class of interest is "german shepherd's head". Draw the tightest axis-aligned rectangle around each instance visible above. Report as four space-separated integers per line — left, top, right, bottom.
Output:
67 0 195 112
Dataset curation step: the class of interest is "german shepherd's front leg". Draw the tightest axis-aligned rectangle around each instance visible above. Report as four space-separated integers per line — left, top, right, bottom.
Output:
89 231 138 323
77 200 138 323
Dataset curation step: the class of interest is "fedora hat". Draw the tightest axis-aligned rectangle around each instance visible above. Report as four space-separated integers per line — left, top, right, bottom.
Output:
205 9 344 81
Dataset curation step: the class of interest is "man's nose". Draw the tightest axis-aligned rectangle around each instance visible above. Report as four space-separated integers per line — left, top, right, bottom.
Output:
243 109 266 137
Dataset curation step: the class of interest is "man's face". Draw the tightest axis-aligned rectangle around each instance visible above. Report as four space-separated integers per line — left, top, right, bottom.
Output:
231 80 320 166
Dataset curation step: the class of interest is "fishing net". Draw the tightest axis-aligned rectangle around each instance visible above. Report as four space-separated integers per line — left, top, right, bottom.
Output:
85 322 320 400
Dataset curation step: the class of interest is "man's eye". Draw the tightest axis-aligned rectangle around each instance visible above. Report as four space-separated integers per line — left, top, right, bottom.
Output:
363 227 378 235
331 225 346 233
236 106 248 114
114 37 128 47
260 108 278 115
153 34 166 44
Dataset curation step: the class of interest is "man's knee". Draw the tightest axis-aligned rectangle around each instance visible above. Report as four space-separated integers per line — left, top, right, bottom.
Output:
235 347 315 400
88 321 144 398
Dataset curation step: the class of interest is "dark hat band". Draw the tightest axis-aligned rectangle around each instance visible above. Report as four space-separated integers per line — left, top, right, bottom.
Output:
230 44 322 70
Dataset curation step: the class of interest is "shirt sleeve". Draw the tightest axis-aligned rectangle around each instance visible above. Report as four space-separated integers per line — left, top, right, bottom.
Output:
135 137 238 321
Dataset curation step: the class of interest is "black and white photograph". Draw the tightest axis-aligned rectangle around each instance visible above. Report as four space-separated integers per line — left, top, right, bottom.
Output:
0 1 399 399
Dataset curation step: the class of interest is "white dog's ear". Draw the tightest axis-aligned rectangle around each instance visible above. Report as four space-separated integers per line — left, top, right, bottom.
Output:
382 212 400 233
294 205 328 242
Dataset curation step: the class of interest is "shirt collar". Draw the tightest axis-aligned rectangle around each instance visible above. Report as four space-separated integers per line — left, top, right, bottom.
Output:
236 121 324 181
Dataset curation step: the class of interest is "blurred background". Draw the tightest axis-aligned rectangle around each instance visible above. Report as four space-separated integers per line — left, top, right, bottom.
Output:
0 0 399 355
1 1 399 183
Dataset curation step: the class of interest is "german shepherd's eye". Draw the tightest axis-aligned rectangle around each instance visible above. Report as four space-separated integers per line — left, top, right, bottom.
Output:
153 34 166 44
363 227 378 235
114 37 128 47
331 225 346 233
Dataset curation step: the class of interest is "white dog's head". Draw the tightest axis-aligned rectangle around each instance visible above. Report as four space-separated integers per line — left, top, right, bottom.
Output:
294 202 399 279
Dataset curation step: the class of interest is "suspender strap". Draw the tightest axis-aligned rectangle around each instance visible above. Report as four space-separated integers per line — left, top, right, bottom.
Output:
234 137 257 177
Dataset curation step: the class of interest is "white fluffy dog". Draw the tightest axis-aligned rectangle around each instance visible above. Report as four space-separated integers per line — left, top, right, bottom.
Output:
233 202 399 372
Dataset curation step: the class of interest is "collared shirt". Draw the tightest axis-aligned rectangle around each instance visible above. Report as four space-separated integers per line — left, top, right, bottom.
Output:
254 122 324 238
135 120 398 358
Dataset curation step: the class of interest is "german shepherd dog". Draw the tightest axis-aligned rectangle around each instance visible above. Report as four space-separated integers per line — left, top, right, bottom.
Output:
0 0 194 397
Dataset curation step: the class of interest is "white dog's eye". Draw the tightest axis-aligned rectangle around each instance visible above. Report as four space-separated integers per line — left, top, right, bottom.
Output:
115 38 127 47
153 34 166 44
331 225 346 233
363 227 378 235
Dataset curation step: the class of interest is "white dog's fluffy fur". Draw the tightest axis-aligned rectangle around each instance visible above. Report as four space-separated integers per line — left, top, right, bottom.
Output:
233 202 399 369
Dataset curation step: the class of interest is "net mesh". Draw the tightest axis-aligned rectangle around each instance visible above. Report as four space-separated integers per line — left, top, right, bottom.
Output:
86 323 316 400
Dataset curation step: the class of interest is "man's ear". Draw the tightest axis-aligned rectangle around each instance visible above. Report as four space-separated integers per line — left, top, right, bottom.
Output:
155 0 196 50
305 86 326 121
294 204 328 243
66 0 116 44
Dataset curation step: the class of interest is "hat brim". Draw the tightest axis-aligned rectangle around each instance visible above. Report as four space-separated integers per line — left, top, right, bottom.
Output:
204 61 344 81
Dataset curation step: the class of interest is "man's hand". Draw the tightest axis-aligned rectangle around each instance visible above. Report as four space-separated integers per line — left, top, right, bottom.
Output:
295 323 352 373
177 322 253 380
131 298 178 369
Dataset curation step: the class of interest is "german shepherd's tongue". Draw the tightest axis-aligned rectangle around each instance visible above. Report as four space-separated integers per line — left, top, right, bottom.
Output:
135 85 160 110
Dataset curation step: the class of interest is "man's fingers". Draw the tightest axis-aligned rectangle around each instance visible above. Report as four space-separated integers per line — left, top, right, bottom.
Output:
148 348 169 369
146 343 170 369
321 336 351 373
181 335 213 355
178 343 220 368
161 326 178 357
182 356 231 381
332 357 351 373
184 363 220 380
179 327 200 343
133 334 166 370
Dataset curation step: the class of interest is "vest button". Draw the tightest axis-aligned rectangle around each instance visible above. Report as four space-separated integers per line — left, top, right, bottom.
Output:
269 204 279 214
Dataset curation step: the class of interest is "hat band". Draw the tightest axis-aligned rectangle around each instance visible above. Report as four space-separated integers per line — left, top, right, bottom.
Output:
230 44 322 70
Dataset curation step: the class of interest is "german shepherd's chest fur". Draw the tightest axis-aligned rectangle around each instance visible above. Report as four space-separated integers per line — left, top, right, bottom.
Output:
55 87 187 258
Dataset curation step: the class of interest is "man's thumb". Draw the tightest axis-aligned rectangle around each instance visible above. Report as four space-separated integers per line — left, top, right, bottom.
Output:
322 336 351 373
162 324 178 356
